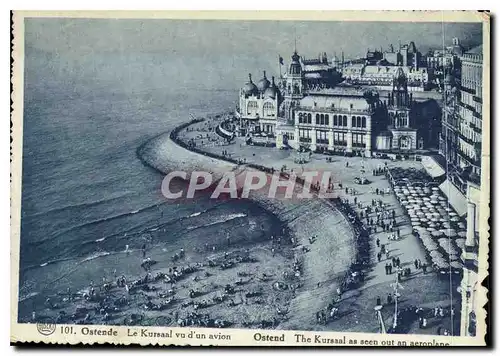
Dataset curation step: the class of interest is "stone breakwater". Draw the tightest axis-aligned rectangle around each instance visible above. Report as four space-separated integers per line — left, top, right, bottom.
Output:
137 118 358 329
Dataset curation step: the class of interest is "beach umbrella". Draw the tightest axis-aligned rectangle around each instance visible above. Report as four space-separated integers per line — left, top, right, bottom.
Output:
439 261 450 269
458 230 467 238
455 238 466 249
432 187 439 191
430 250 442 257
449 212 457 216
420 217 428 222
432 230 443 238
450 217 460 222
426 227 435 232
438 196 447 201
430 217 439 222
444 229 458 238
458 222 466 229
450 261 463 270
416 211 425 217
445 207 453 212
412 222 422 227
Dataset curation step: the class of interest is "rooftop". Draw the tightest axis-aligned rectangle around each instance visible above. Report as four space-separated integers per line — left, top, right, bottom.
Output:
466 44 483 55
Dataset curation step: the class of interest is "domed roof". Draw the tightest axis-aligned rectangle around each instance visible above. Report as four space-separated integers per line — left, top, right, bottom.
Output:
257 71 270 92
243 74 258 96
264 76 279 99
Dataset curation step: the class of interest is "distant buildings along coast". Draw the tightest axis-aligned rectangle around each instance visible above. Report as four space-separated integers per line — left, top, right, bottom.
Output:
232 38 483 337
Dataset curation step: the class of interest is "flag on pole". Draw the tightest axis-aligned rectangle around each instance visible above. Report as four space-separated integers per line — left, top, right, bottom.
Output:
279 55 284 65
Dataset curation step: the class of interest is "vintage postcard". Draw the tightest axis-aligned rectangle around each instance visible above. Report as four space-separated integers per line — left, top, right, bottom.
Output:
10 11 490 347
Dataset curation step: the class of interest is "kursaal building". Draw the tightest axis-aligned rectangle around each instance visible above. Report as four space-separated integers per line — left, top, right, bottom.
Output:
236 49 439 156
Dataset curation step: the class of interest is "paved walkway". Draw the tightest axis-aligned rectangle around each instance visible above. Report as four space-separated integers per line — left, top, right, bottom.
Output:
178 118 461 334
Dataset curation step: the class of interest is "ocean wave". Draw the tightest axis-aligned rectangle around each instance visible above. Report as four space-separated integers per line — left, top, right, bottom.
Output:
19 291 39 302
187 213 247 231
26 193 133 218
81 251 111 262
33 202 165 244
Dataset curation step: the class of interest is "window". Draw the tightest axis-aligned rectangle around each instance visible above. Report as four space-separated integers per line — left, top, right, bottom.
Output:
298 113 303 124
316 130 328 144
352 117 356 127
247 101 258 115
343 116 347 127
357 116 362 128
307 113 312 124
320 114 324 125
263 102 275 117
316 114 320 125
325 114 329 126
362 116 367 128
334 115 338 126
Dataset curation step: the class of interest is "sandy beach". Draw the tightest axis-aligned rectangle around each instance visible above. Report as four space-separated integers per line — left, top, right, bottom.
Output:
22 115 460 335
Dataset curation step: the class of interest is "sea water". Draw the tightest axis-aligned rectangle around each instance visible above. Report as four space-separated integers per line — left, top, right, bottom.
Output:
17 19 281 318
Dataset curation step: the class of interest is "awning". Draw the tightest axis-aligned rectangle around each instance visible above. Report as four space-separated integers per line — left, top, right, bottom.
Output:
439 180 467 217
421 156 446 178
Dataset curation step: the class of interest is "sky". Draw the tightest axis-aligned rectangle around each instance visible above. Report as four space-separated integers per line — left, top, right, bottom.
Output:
24 18 483 92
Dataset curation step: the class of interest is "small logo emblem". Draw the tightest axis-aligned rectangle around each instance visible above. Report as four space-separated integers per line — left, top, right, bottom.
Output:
37 322 56 336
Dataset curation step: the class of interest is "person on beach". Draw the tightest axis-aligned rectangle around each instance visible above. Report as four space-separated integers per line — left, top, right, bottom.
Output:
376 238 380 247
142 243 147 258
377 252 382 262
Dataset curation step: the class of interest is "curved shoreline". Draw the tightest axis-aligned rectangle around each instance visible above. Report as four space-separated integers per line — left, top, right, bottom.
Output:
137 119 358 329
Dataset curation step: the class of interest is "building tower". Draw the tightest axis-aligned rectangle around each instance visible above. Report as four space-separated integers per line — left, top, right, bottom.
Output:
281 50 304 122
387 67 417 150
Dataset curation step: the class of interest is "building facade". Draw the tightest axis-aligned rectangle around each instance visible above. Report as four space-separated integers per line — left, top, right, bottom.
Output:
436 44 483 337
342 63 430 92
457 45 482 180
238 50 429 155
291 91 383 156
237 72 281 135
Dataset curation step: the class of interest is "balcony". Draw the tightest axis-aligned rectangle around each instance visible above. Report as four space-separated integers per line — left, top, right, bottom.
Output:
459 84 476 95
297 105 372 115
457 147 481 167
470 122 482 134
473 95 482 104
458 132 477 146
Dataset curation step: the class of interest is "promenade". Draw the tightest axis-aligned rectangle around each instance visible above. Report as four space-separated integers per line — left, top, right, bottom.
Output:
179 117 461 335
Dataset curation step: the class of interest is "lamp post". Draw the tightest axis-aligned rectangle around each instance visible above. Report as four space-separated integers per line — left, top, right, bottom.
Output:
374 305 386 334
390 266 404 330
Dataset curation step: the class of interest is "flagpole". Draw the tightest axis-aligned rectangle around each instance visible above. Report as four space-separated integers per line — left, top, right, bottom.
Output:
279 55 282 79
